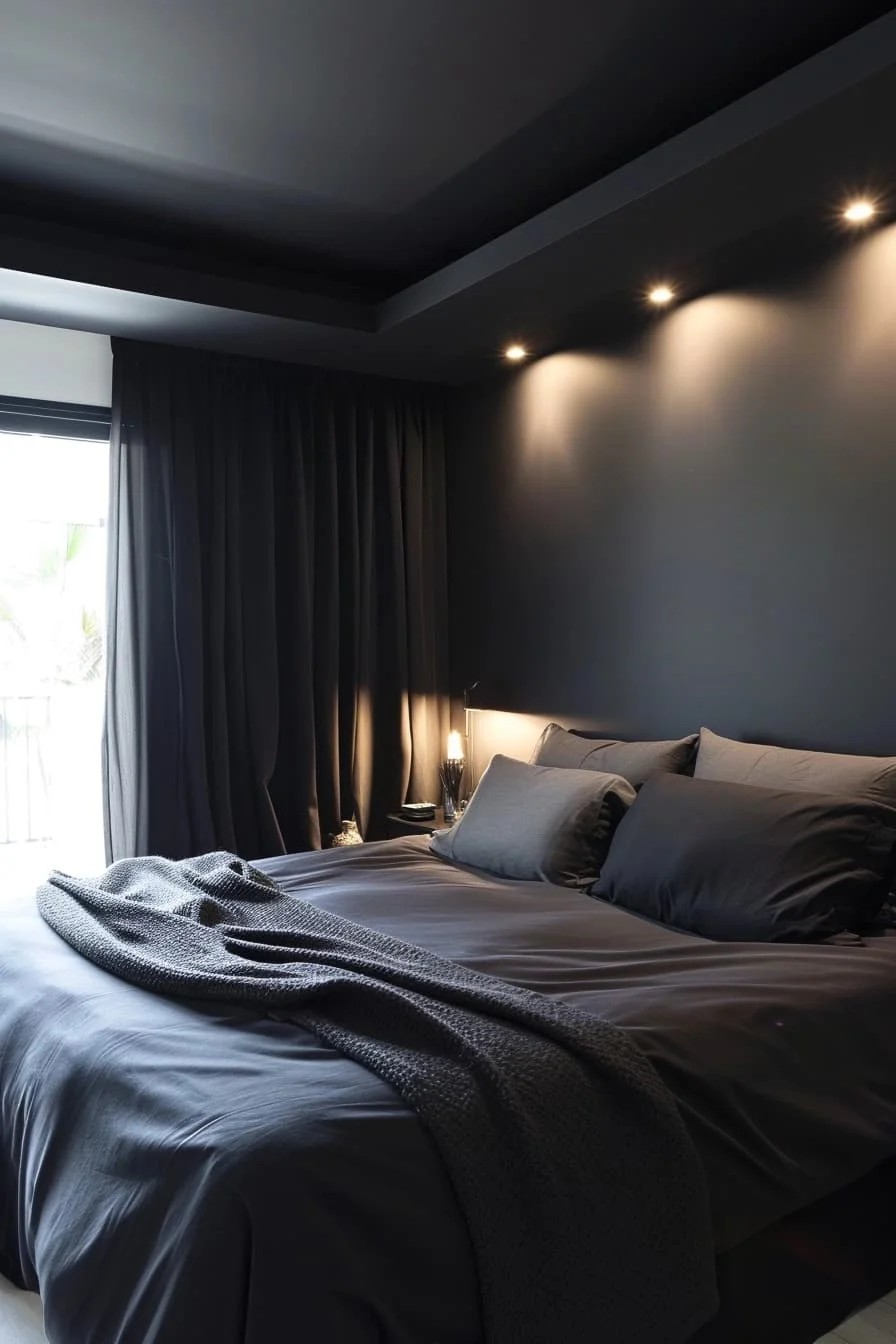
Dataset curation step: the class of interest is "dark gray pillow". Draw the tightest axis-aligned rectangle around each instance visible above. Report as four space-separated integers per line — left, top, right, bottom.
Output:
531 723 698 788
695 727 896 806
594 773 896 943
430 754 635 888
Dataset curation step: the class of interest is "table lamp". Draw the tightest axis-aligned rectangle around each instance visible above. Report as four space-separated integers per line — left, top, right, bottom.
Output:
440 731 465 821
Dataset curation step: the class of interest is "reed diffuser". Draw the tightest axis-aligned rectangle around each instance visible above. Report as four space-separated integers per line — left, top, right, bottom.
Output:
440 731 465 821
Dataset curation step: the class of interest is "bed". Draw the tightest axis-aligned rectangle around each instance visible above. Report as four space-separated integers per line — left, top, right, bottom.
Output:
3 834 896 1342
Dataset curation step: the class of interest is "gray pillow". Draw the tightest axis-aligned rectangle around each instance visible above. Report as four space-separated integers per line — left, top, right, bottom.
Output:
694 727 896 806
531 723 698 788
430 754 635 888
594 773 896 944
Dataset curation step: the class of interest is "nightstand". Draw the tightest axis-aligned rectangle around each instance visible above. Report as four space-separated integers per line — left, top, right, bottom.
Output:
384 807 446 839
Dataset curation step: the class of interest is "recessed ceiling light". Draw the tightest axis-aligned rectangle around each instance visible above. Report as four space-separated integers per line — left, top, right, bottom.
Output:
647 284 675 306
504 344 528 361
843 199 876 224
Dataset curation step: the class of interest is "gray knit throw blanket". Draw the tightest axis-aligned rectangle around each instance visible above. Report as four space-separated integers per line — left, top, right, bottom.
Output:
38 852 717 1344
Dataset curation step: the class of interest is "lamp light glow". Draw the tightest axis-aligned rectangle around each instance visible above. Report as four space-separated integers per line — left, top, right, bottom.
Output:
843 199 876 224
648 284 675 306
447 730 464 761
504 344 528 361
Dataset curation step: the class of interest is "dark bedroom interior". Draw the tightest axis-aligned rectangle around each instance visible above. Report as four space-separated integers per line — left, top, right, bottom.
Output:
2 3 896 1343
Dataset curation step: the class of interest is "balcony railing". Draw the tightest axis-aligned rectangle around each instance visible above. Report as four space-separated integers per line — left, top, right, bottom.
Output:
0 695 51 845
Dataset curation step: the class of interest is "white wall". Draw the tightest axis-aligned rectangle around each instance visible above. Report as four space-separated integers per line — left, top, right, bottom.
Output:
0 320 112 406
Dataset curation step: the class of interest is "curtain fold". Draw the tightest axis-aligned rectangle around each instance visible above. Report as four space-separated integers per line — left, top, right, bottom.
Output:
102 340 450 861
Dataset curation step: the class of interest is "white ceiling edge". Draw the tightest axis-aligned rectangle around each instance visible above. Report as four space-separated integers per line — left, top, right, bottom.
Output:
0 316 112 406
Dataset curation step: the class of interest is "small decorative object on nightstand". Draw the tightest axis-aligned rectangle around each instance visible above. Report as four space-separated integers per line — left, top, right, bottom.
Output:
400 801 436 823
330 818 363 847
440 731 465 821
384 806 446 838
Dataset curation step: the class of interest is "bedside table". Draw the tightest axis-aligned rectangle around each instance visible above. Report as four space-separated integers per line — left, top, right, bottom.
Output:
384 807 446 838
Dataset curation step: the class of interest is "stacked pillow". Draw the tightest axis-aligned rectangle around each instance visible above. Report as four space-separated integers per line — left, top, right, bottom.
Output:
431 728 696 888
430 722 896 946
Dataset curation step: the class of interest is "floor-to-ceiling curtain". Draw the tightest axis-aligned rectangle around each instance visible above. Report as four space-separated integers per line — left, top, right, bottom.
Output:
102 339 450 861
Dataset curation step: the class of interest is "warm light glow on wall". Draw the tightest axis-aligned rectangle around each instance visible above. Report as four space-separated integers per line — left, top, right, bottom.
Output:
467 709 548 788
647 292 785 436
512 351 631 475
503 196 884 374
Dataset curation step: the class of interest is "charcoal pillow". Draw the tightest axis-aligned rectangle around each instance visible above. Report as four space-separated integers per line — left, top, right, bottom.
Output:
594 773 896 943
531 723 698 788
430 754 636 888
695 726 896 806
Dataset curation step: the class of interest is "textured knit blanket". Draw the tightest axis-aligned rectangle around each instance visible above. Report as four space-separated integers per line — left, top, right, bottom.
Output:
38 852 717 1344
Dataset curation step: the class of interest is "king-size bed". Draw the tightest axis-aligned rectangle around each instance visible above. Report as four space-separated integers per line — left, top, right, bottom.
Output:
5 723 896 1344
3 822 896 1344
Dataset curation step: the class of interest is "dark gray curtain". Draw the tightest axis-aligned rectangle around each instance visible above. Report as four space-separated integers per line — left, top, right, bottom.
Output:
103 339 450 861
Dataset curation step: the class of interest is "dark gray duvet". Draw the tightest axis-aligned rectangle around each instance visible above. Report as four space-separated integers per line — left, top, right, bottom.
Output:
4 836 896 1343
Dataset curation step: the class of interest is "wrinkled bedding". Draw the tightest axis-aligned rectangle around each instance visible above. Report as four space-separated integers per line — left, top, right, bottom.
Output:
4 836 896 1343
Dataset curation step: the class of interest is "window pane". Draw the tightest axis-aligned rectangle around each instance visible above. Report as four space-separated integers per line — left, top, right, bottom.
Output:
0 432 108 888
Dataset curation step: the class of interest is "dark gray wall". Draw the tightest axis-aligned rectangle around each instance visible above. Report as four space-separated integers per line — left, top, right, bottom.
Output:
447 223 896 755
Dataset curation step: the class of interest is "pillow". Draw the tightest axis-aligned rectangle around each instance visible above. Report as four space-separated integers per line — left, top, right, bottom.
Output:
430 754 635 888
593 773 896 943
531 723 698 788
695 726 896 807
